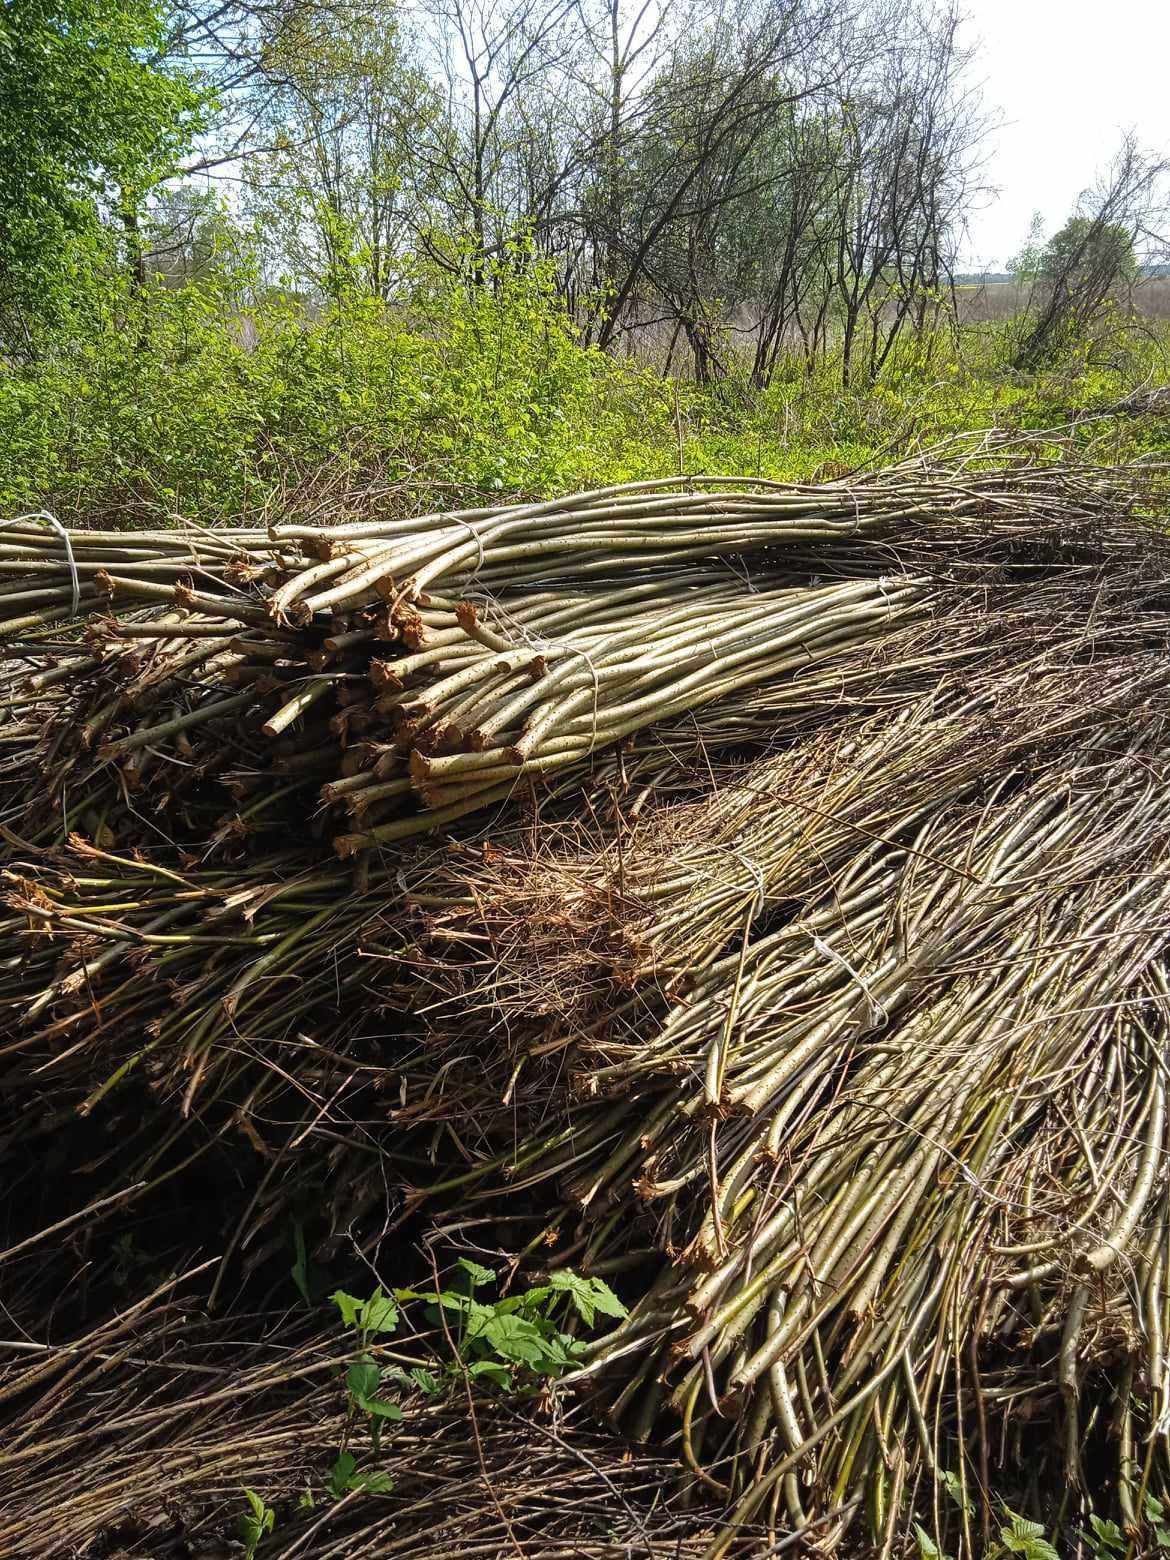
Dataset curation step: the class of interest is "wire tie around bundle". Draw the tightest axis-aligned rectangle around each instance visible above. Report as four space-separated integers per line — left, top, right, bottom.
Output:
465 584 602 754
731 850 766 913
453 516 486 580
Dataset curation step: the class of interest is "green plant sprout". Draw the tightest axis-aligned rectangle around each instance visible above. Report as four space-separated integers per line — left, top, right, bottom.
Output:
393 1258 628 1389
311 1264 627 1504
238 1489 275 1559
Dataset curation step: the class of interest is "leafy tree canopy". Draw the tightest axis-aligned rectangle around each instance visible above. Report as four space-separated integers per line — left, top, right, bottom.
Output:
1039 214 1136 287
0 0 206 343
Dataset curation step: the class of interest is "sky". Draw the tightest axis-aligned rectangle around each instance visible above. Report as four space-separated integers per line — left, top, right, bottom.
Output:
956 0 1170 272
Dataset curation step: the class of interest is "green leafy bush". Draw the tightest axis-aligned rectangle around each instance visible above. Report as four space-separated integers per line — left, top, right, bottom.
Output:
0 255 680 522
2 255 1168 529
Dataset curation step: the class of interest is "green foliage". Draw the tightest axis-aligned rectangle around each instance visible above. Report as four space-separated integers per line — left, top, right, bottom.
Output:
1008 212 1048 284
305 1264 627 1509
243 0 439 299
325 1451 394 1498
238 1489 275 1559
344 1355 403 1422
913 1522 951 1560
993 1510 1061 1560
0 253 679 521
939 1468 973 1517
911 1499 1170 1560
2 245 1168 533
330 1286 402 1440
394 1257 629 1388
1145 1493 1170 1549
546 1268 629 1328
330 1285 399 1339
915 1508 1059 1560
0 0 206 345
1040 217 1137 289
1081 1514 1125 1556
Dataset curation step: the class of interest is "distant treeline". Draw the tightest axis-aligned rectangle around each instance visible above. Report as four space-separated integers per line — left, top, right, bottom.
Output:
957 263 1170 285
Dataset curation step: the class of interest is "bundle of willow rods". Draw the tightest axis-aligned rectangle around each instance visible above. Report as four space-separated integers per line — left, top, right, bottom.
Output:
3 558 932 858
4 442 1170 1559
2 439 1160 860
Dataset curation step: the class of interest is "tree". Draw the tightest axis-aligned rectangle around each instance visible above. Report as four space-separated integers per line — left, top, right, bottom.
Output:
793 1 985 388
243 0 439 299
0 0 206 348
12 0 996 385
584 0 865 362
415 0 578 271
1006 212 1046 283
1012 137 1169 370
141 184 254 287
1039 216 1135 288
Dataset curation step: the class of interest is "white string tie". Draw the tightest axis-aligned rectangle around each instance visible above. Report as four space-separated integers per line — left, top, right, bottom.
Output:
807 926 888 1029
1 511 80 619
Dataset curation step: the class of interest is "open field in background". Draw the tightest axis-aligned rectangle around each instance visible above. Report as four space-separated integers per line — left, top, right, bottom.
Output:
956 275 1170 323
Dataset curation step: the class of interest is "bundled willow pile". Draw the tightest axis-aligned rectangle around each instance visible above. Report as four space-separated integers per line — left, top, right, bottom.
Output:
1 437 1147 859
4 435 1170 1559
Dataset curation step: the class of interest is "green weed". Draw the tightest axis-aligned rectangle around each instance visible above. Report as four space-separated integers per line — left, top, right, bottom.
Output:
392 1257 628 1389
238 1489 275 1558
303 1262 627 1507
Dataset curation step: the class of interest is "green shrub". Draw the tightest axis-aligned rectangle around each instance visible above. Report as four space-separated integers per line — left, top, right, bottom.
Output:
2 256 1168 529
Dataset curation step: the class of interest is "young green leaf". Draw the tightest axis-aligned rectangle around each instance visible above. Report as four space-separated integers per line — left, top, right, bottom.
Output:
940 1469 974 1517
357 1396 403 1421
457 1257 496 1288
1002 1510 1046 1542
1088 1515 1125 1552
329 1291 363 1329
326 1452 357 1500
453 1296 497 1334
360 1287 398 1335
493 1289 551 1314
239 1487 275 1560
352 1470 395 1494
997 1511 1059 1560
480 1311 552 1367
467 1358 513 1388
913 1523 947 1560
547 1270 628 1327
346 1356 381 1401
409 1366 440 1397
